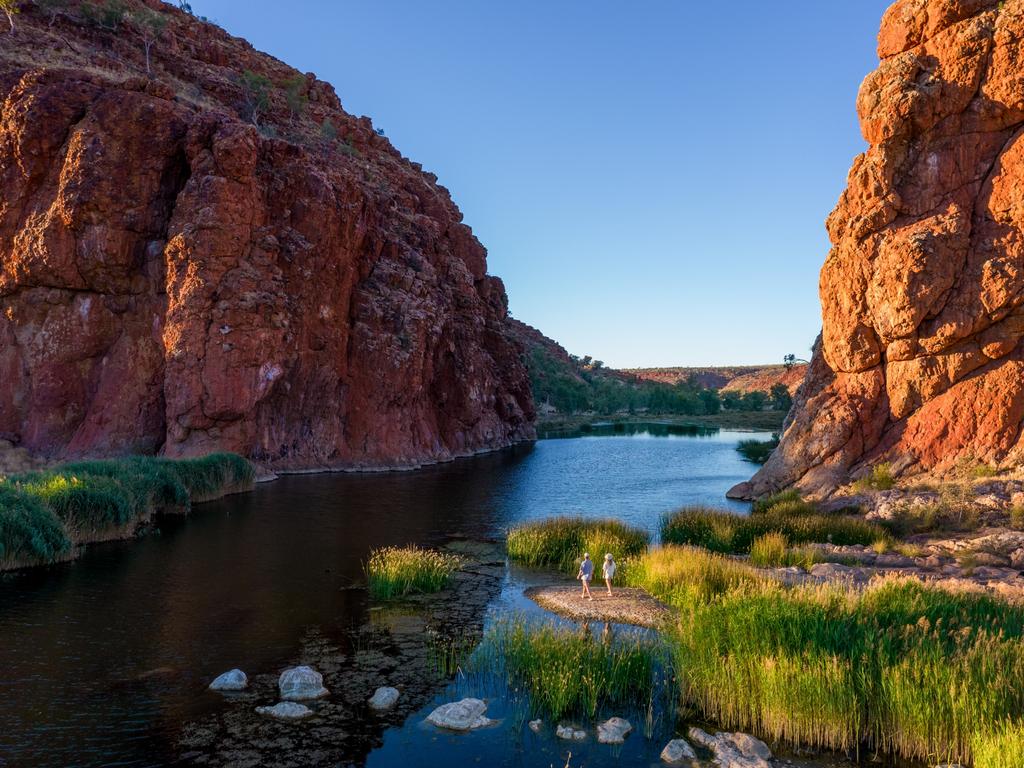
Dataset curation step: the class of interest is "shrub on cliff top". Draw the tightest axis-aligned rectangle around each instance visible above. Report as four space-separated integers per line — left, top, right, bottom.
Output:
506 516 649 571
0 485 70 566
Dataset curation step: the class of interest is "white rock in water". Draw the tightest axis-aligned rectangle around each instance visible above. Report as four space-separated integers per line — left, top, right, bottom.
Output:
278 666 329 701
555 724 587 741
255 701 313 720
368 686 400 710
597 716 633 745
660 738 698 764
687 727 772 768
425 698 492 730
528 718 543 733
208 669 248 691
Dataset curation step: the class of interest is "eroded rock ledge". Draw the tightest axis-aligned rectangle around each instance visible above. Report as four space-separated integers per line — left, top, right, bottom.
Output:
0 1 534 472
739 0 1024 498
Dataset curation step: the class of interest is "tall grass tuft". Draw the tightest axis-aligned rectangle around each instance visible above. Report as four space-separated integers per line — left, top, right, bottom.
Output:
0 485 71 567
973 721 1024 768
365 545 462 600
626 545 1024 764
486 617 668 719
661 506 885 554
506 516 649 571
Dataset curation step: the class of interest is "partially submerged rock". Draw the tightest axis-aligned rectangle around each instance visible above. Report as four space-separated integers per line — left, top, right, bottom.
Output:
596 716 633 745
425 698 492 731
367 686 400 710
208 669 248 692
555 724 587 741
278 666 329 701
524 585 671 628
688 727 772 768
528 719 543 733
255 702 313 721
661 738 698 765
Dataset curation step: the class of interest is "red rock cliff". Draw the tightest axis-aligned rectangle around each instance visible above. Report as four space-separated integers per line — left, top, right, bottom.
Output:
0 1 534 470
737 0 1024 498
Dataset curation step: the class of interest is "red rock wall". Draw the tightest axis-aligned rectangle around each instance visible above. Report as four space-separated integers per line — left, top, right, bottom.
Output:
0 2 534 470
738 0 1024 498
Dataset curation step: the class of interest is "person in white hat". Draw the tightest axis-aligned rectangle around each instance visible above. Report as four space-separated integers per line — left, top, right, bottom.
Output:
577 552 594 600
603 553 616 597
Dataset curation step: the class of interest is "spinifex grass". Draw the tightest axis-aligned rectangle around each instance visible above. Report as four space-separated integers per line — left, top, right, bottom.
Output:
0 453 254 567
627 545 1024 764
365 545 462 600
484 617 669 719
660 506 885 554
506 516 649 571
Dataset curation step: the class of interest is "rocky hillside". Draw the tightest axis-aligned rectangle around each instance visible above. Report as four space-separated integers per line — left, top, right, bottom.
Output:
737 0 1024 498
629 365 807 395
0 0 534 470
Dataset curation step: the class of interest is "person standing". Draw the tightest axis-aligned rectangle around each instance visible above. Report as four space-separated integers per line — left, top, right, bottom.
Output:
577 552 594 600
603 553 616 596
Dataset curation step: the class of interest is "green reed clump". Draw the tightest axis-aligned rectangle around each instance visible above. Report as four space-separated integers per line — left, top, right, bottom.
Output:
751 489 805 514
366 545 462 600
749 532 822 570
0 453 254 567
852 462 895 492
506 516 649 571
973 721 1024 768
0 485 71 567
661 506 885 554
487 618 667 719
736 437 777 464
626 545 1024 765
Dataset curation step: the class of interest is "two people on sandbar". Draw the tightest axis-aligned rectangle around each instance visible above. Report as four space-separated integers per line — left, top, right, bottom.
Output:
577 552 615 600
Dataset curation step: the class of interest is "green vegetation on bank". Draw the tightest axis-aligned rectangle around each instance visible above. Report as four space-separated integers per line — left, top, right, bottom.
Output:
485 618 669 719
0 453 254 569
736 434 779 464
626 546 1024 765
660 505 886 554
506 517 649 571
365 545 462 599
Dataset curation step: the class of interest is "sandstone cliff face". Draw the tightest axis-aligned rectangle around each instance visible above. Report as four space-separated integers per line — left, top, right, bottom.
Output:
0 1 534 470
738 0 1024 498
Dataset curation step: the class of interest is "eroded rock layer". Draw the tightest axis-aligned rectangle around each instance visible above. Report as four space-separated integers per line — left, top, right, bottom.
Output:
739 0 1024 498
0 2 534 469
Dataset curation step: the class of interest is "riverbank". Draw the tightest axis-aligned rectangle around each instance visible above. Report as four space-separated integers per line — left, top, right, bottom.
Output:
537 410 784 436
0 454 255 571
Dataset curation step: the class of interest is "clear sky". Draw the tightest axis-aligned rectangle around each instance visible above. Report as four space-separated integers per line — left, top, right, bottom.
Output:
190 0 892 368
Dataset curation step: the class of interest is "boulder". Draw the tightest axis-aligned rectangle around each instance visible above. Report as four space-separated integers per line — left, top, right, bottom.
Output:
278 666 329 701
688 727 772 768
528 719 543 733
368 686 400 710
255 702 313 721
555 724 587 741
660 738 698 765
596 716 633 745
208 669 248 692
425 698 492 731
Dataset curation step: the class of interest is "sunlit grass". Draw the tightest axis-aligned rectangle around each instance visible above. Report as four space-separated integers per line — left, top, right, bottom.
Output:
973 720 1024 768
749 532 822 570
626 545 1024 764
506 516 649 571
365 545 462 599
484 617 669 719
661 506 885 554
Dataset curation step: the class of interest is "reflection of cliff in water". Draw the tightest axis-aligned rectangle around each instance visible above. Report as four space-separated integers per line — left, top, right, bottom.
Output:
179 541 506 767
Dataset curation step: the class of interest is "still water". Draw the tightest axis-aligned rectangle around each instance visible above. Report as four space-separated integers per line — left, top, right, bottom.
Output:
0 427 769 767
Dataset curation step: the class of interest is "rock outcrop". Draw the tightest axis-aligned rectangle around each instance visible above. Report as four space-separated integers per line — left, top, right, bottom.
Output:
738 0 1024 498
0 1 534 471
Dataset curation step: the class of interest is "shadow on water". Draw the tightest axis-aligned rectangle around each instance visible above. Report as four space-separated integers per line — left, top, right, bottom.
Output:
0 430 768 767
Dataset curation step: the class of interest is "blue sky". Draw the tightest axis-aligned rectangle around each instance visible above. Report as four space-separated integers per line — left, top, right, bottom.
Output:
191 0 892 367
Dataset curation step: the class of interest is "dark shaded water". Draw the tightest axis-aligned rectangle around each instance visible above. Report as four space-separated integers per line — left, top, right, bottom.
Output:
0 429 772 767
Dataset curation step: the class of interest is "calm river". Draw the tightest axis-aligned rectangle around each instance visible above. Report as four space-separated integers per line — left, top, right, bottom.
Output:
0 427 813 767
